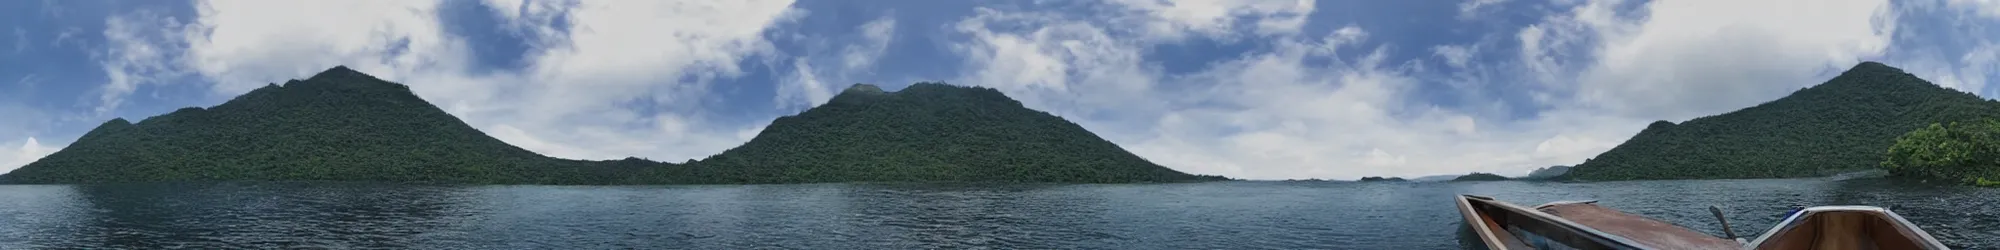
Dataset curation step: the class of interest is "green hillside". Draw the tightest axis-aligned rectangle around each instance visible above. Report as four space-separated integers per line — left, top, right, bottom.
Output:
1881 119 2000 186
0 67 1217 184
0 67 644 184
655 83 1225 183
1451 172 1509 182
1564 62 2000 181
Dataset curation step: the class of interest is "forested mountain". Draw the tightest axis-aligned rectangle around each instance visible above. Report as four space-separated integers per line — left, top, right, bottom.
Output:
650 83 1225 183
1358 176 1408 182
0 66 642 184
1450 172 1509 181
1521 165 1571 179
0 67 1218 184
1411 175 1460 182
1563 62 2000 181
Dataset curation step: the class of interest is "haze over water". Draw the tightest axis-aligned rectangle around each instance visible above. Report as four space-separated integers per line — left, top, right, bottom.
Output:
1 179 1994 249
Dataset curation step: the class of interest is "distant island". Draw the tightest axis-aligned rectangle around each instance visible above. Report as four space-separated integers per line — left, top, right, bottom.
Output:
1517 165 1570 180
0 66 1225 184
1410 175 1459 182
1358 176 1407 182
1563 62 2000 186
1451 173 1509 182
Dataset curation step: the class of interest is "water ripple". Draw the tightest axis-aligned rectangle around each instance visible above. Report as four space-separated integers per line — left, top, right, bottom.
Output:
0 179 1994 249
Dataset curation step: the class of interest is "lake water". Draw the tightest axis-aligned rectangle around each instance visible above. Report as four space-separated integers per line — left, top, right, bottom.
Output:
1 178 1994 249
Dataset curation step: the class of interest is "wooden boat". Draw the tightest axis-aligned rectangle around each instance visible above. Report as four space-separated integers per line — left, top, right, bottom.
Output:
1455 194 1950 250
1456 194 1738 249
1742 206 1949 250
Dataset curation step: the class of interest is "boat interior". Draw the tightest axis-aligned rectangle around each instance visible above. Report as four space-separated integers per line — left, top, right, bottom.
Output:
1456 195 1648 250
1746 207 1950 250
1457 195 1949 250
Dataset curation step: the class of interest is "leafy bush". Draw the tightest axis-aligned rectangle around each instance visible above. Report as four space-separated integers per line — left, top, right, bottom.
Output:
1881 120 2000 186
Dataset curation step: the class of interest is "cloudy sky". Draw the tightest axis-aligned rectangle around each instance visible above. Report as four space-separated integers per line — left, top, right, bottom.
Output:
1 0 1997 180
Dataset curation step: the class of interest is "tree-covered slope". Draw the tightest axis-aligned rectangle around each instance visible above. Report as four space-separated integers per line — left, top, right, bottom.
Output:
662 83 1224 183
0 67 1218 184
1880 119 2000 186
1451 172 1509 182
0 66 647 184
1564 62 2000 181
1522 165 1571 179
1358 176 1408 182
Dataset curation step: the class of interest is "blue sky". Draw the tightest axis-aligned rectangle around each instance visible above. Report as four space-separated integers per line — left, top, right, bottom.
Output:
2 0 1998 180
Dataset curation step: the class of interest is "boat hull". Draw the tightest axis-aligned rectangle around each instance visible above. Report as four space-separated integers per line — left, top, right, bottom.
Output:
1744 206 1950 250
1457 194 1952 250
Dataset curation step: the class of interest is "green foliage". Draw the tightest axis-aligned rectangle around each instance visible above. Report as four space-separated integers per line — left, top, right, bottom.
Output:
1978 178 2000 187
1879 120 2000 186
1518 165 1571 180
1451 173 1508 181
0 67 623 184
1564 62 2000 181
670 83 1225 183
0 67 1219 184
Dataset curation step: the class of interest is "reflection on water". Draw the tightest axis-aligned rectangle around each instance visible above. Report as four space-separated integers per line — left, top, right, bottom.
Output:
0 179 1993 249
62 183 473 248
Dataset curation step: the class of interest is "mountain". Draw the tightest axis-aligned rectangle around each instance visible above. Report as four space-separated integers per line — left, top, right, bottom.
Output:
1450 172 1509 181
1563 62 2000 181
0 66 647 184
0 67 1218 184
1358 176 1408 182
1521 165 1571 179
1411 175 1460 182
652 83 1225 183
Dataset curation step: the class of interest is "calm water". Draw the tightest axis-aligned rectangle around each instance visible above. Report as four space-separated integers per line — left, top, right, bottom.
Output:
1 178 1995 249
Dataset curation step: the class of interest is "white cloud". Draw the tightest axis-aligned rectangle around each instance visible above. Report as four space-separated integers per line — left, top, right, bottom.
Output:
0 138 59 174
1948 0 2000 18
0 103 62 174
944 4 1638 179
1433 44 1474 69
50 27 79 47
1459 0 1509 19
1556 0 1896 120
1895 43 1998 94
0 103 48 142
43 0 1997 181
951 7 1169 125
105 0 803 163
938 0 1935 180
846 17 896 71
1117 31 1645 179
480 0 572 44
777 16 897 108
430 0 803 161
181 0 464 95
1100 0 1317 40
1886 0 2000 95
95 10 190 115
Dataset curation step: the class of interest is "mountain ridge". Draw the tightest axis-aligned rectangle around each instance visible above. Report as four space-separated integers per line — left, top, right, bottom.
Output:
669 82 1220 183
2 65 617 184
1563 61 2000 181
1 67 1216 184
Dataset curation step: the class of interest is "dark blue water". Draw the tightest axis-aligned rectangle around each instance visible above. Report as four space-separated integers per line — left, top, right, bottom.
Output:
1 178 1995 249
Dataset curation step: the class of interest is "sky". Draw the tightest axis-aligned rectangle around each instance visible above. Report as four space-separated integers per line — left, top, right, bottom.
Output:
1 0 1997 180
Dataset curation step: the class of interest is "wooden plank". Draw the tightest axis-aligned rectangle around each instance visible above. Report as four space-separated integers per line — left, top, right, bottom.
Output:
1458 195 1532 249
1537 203 1740 250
